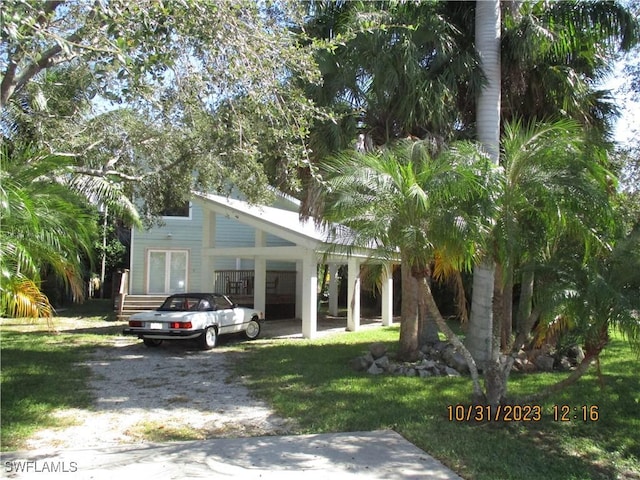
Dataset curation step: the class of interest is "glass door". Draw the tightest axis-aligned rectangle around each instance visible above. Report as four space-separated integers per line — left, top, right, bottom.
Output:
147 250 188 294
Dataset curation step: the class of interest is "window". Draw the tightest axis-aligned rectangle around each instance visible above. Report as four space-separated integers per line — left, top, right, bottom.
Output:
161 202 191 218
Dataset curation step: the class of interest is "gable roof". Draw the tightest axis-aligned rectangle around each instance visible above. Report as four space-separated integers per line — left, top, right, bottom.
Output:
193 192 337 247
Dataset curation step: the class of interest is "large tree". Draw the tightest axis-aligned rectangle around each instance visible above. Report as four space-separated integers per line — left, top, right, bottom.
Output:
1 1 324 315
466 1 639 386
1 0 322 212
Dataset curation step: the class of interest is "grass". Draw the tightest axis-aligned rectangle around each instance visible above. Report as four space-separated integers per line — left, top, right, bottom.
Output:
1 301 638 479
230 327 640 480
0 300 122 450
124 421 207 443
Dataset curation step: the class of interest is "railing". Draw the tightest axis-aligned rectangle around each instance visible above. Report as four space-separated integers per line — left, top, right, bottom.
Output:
114 268 130 316
214 270 296 296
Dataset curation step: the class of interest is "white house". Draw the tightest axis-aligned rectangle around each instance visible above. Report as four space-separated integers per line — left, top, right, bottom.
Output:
120 190 397 338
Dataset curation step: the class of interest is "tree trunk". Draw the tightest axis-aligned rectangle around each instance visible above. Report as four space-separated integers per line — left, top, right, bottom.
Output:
398 259 420 361
484 264 514 407
514 268 534 346
492 263 505 350
502 269 513 351
512 305 542 352
416 275 486 403
523 325 610 402
418 274 440 348
521 356 595 403
465 261 495 369
467 0 501 369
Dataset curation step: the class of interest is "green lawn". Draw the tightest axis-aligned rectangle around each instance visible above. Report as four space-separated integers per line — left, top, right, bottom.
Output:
1 303 638 479
231 327 640 480
0 300 121 450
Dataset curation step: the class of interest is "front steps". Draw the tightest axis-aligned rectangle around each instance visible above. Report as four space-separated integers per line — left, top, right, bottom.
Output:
116 294 166 320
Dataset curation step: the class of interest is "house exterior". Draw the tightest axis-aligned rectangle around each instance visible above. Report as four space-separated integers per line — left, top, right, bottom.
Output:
124 190 396 338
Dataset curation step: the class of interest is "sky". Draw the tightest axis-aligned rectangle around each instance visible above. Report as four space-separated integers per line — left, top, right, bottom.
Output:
608 59 640 146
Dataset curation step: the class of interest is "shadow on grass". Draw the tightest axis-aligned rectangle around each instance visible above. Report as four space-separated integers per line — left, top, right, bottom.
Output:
233 332 639 480
53 299 117 321
1 330 94 450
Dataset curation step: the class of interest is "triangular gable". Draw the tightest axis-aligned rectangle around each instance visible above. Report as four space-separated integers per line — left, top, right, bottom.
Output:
193 192 329 250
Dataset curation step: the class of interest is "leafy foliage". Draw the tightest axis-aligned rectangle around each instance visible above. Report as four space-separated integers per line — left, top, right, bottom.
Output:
0 146 99 316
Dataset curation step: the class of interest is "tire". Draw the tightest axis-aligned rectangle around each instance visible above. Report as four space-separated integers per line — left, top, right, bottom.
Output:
199 326 217 350
244 318 261 340
143 338 163 347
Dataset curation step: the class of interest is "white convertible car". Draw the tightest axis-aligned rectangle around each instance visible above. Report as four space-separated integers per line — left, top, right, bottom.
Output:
123 293 264 349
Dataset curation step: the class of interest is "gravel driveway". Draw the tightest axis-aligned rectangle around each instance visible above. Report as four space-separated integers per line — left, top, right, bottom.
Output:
25 333 294 451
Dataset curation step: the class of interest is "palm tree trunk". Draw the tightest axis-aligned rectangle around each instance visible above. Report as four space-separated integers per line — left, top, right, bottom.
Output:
512 305 542 353
523 325 609 402
398 258 420 361
467 0 501 369
418 274 440 348
520 355 595 403
502 268 513 351
484 279 514 406
465 261 495 369
515 268 535 345
416 276 485 403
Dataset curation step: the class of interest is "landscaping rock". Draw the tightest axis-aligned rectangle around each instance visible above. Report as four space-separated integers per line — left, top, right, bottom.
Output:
353 340 474 379
367 363 384 375
351 356 370 372
534 354 555 372
374 355 390 370
447 351 469 374
444 366 462 377
369 342 388 359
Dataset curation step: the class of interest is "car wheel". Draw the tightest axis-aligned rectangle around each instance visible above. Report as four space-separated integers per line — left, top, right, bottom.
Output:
244 318 261 340
143 338 163 347
199 326 217 350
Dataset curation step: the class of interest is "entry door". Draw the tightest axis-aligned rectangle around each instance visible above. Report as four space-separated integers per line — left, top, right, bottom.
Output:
147 250 188 294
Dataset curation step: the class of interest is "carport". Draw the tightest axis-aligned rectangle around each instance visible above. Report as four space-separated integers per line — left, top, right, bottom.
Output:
193 192 398 339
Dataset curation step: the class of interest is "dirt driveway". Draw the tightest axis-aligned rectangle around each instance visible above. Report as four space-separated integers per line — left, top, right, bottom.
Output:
25 330 296 451
23 316 387 451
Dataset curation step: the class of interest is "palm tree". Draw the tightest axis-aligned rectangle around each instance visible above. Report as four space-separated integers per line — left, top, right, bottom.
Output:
500 1 638 130
321 138 497 398
301 1 481 149
520 220 640 402
497 119 615 352
467 0 638 380
0 143 139 318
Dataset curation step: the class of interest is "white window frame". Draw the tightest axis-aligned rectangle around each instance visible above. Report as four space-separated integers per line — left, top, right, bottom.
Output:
146 249 190 294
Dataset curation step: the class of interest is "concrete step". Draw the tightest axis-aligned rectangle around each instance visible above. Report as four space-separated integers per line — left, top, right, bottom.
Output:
116 295 166 321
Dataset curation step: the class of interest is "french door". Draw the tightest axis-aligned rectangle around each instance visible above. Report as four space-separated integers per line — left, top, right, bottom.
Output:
147 250 189 294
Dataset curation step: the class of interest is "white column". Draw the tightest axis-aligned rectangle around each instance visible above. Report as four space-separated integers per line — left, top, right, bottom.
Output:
295 260 303 319
254 230 266 313
381 262 394 326
328 263 339 316
347 257 361 332
201 211 215 290
301 252 318 338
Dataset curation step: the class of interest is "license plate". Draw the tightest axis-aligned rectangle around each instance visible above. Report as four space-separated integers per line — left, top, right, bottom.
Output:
149 322 163 330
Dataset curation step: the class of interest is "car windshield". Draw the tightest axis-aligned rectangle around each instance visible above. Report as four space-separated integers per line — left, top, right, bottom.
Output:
158 296 206 312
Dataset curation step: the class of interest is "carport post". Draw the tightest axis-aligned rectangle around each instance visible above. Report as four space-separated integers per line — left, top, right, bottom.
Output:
328 263 339 316
381 262 393 326
301 251 318 339
254 231 266 314
347 257 361 332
